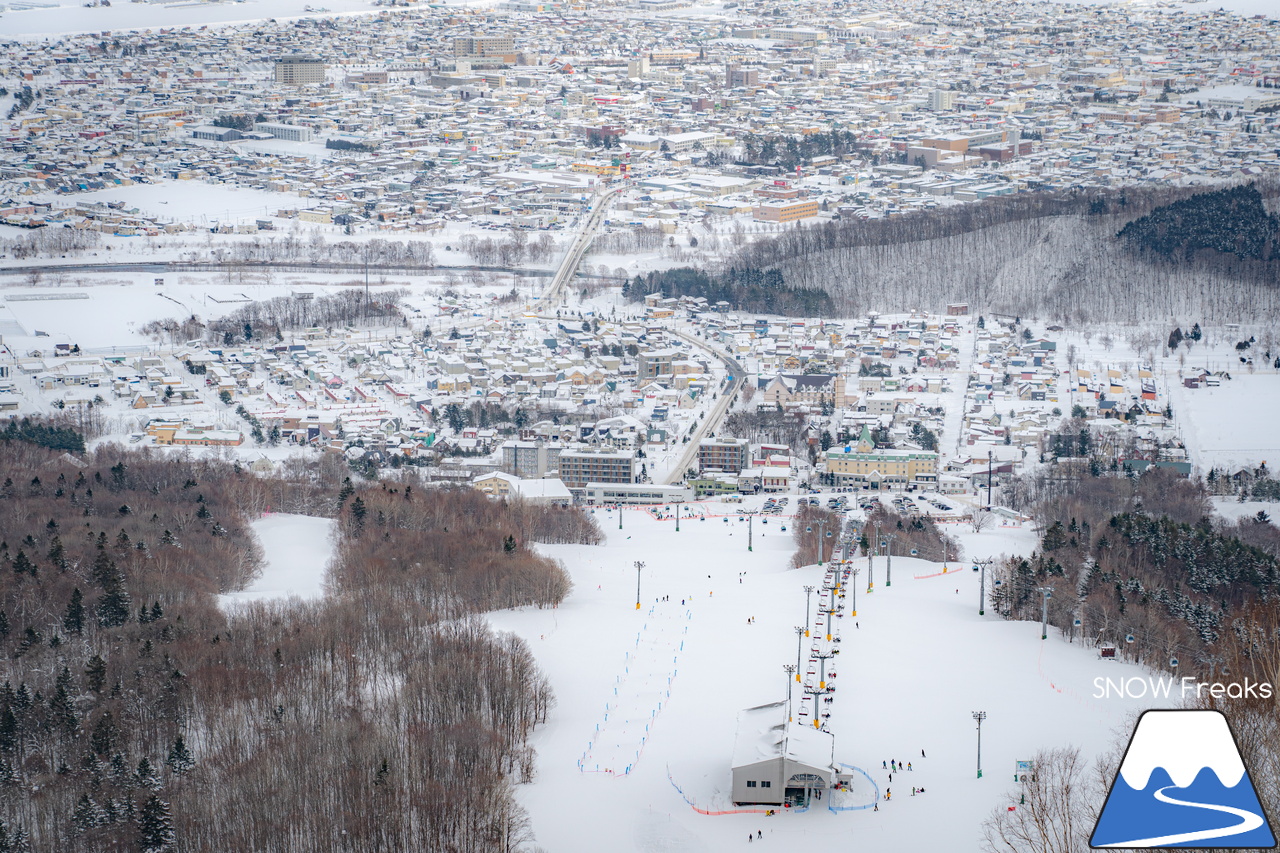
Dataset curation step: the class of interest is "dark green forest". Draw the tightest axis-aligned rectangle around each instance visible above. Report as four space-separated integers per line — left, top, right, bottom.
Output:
1117 183 1279 261
627 266 833 316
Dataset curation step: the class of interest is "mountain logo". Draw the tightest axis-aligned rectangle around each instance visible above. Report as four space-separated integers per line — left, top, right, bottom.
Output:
1090 709 1276 848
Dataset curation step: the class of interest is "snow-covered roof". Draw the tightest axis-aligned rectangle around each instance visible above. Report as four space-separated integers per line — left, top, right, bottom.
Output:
731 701 835 772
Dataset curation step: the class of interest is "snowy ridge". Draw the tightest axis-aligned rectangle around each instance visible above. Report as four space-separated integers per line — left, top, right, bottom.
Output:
1118 711 1246 790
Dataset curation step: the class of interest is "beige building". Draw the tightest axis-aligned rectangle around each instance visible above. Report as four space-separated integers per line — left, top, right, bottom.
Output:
825 426 937 490
753 199 819 223
274 56 326 85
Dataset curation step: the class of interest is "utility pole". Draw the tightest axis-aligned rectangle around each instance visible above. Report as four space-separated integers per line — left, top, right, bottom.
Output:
987 450 993 509
973 711 987 778
634 560 645 611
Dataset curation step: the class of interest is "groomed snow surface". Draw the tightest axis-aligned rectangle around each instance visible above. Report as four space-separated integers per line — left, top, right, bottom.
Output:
218 513 334 607
488 500 1167 852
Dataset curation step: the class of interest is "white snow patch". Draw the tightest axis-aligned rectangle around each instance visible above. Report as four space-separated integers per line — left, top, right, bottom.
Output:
219 513 334 607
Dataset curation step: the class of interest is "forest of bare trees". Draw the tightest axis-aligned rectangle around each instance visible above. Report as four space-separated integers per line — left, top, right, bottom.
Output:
140 289 409 344
717 179 1280 323
0 444 598 851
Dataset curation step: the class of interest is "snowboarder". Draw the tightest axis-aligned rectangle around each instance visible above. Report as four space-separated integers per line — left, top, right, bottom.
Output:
757 831 762 839
882 761 887 769
874 802 879 812
748 835 753 843
912 787 917 796
908 762 912 771
921 749 926 758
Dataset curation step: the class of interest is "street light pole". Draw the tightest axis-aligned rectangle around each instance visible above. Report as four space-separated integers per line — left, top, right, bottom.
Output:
634 560 645 610
618 504 623 530
803 585 815 637
973 711 987 778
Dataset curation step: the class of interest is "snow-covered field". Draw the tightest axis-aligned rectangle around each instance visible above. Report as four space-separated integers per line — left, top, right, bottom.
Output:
1169 374 1280 473
218 513 335 607
34 182 314 229
487 500 1164 852
0 0 380 39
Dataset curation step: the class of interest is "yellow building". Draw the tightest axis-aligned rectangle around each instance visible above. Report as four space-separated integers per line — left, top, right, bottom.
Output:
825 426 937 491
753 199 819 223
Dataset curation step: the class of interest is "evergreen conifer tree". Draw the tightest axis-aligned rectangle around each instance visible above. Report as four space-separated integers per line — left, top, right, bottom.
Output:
137 795 175 853
166 735 194 775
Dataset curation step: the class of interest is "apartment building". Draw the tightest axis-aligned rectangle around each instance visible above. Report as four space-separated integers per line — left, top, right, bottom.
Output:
274 55 326 85
501 439 562 478
697 437 750 473
557 448 636 488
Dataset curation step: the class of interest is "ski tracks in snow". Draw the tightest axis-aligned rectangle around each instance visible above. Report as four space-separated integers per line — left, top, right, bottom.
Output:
579 603 693 776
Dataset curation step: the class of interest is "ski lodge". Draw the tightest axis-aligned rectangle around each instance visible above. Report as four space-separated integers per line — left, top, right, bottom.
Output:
731 701 839 806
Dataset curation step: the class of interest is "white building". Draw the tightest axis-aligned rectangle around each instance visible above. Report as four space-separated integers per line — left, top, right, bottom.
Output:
731 701 839 806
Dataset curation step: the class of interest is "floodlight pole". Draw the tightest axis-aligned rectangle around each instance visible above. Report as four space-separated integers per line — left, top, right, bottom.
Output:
803 585 815 637
884 532 896 587
634 560 645 611
973 711 987 778
783 664 797 721
848 567 859 617
794 626 805 682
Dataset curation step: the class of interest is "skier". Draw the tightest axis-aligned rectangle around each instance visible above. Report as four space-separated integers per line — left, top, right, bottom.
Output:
757 831 762 839
908 762 912 771
921 749 926 758
874 802 879 812
882 761 887 769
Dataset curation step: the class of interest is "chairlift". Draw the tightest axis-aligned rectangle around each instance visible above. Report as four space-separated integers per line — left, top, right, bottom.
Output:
1170 657 1179 668
1125 633 1135 644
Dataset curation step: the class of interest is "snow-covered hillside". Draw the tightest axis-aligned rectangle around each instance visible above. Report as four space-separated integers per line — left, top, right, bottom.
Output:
487 499 1164 852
